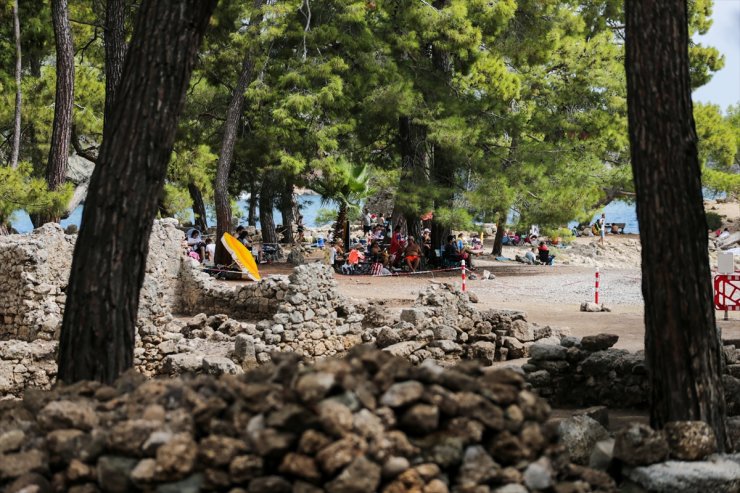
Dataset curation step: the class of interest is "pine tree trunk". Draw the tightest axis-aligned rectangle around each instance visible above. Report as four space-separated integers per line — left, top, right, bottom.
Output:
10 0 22 169
104 0 127 129
57 0 217 385
214 0 264 266
248 183 257 226
40 0 75 225
280 187 295 244
188 182 208 232
259 181 277 245
625 0 727 448
492 213 505 256
397 115 429 236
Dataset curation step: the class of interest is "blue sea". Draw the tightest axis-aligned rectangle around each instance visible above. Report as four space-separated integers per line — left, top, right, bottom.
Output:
15 193 713 235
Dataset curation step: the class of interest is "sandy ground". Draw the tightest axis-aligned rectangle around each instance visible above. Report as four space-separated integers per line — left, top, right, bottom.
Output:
256 233 740 352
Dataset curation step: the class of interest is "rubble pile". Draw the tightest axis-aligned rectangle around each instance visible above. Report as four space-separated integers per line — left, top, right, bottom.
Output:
0 347 616 493
366 283 570 367
523 334 740 415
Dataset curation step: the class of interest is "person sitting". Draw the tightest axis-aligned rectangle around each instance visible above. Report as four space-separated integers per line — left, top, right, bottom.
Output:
389 225 405 265
526 247 538 265
444 235 473 269
187 229 206 263
372 225 385 240
205 238 216 265
404 237 422 272
538 241 554 265
342 245 365 274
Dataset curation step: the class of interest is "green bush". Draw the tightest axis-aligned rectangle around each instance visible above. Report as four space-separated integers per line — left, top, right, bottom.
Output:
706 211 724 231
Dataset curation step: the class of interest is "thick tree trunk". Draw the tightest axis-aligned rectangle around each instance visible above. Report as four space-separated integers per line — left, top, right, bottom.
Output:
57 0 217 385
40 0 75 225
214 0 264 266
280 188 295 244
10 0 22 169
625 0 727 448
104 0 127 129
188 182 208 232
492 213 505 256
397 115 429 237
259 181 277 245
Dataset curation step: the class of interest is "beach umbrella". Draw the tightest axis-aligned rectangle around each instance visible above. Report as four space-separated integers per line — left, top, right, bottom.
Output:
221 232 261 281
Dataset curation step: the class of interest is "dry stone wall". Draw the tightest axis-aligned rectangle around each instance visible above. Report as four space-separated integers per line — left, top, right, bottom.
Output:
522 333 740 415
0 219 183 343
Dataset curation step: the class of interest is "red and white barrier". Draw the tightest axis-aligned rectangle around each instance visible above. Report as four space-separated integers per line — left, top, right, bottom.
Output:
461 259 466 292
594 268 600 304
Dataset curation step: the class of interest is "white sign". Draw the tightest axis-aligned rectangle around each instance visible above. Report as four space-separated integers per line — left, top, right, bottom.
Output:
718 252 735 275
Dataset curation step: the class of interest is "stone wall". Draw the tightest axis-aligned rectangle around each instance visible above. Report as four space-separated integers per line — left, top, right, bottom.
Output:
522 333 740 415
0 224 74 341
0 219 183 342
178 259 282 320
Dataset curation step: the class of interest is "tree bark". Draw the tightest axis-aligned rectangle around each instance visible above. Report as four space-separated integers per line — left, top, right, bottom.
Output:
188 182 208 232
492 212 505 256
397 115 429 238
57 0 217 385
625 0 727 448
280 186 295 244
104 0 127 129
259 180 277 245
248 182 258 226
41 0 75 224
214 0 264 266
10 0 22 169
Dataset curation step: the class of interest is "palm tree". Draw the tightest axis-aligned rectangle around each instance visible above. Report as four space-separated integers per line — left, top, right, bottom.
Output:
310 160 373 243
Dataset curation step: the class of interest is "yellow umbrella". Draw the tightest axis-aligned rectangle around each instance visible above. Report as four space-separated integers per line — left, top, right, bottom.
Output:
221 232 261 281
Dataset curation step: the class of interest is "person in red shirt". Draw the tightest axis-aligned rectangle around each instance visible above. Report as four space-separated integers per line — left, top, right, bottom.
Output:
389 225 405 265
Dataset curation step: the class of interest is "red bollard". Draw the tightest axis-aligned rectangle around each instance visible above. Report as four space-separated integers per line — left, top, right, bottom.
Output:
595 268 600 304
461 259 466 292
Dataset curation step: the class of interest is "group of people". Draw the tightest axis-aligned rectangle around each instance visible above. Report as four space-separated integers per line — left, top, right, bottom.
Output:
326 212 481 275
515 241 555 266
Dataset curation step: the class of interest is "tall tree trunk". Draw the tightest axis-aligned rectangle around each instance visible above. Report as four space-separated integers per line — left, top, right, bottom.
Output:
248 182 258 226
625 0 727 448
10 0 22 169
40 0 75 225
188 182 208 232
280 187 295 244
104 0 127 129
492 212 505 256
214 0 264 266
396 115 429 237
259 180 277 245
334 203 348 245
57 0 217 385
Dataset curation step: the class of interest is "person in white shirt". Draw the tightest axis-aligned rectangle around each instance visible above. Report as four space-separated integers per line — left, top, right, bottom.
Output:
205 238 216 265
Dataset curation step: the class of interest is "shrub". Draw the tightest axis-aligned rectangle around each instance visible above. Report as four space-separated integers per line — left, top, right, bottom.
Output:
706 211 724 231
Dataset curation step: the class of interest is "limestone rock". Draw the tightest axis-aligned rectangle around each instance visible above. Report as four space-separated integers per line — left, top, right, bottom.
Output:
558 415 609 465
580 333 619 351
614 424 670 466
664 421 717 461
628 457 740 493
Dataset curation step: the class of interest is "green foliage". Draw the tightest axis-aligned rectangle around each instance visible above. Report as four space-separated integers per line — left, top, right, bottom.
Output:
314 208 338 226
0 163 72 226
162 184 193 224
705 211 724 231
434 207 474 231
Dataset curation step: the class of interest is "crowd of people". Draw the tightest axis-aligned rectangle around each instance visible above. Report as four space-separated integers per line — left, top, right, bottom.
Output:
322 209 483 275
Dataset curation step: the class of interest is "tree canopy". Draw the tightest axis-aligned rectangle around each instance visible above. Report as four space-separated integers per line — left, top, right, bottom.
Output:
0 0 737 236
